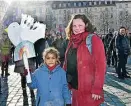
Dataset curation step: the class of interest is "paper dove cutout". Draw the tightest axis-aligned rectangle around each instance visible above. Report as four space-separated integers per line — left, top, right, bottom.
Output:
7 14 46 83
8 14 46 46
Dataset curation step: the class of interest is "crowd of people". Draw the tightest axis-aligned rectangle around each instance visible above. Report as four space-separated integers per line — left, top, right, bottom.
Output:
0 13 131 106
104 27 131 80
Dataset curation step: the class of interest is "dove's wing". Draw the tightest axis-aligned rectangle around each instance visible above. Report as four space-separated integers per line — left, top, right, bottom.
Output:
8 22 21 46
20 24 46 43
21 14 28 28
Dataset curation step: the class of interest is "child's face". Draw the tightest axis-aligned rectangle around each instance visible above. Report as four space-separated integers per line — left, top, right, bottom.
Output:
44 53 57 67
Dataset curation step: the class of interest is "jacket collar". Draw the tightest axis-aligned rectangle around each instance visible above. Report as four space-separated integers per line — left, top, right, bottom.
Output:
40 64 60 73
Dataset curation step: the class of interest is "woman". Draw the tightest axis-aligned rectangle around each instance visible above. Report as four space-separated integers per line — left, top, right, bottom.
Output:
63 14 106 106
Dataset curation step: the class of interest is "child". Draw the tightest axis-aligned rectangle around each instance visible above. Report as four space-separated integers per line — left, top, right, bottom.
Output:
27 47 71 106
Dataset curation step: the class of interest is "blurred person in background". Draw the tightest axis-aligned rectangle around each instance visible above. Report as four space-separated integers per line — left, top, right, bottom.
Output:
0 33 11 77
116 27 130 79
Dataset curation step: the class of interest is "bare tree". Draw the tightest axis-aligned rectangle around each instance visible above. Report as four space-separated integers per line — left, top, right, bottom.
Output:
118 9 131 29
99 8 111 34
85 8 93 22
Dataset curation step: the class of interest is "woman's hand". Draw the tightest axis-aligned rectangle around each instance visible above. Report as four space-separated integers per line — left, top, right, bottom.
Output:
92 94 101 100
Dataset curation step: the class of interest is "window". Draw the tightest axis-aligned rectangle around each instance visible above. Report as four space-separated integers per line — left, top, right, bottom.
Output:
59 10 61 14
101 1 105 5
84 9 87 13
79 9 81 13
53 4 56 8
83 2 87 6
96 1 99 5
74 9 77 13
63 3 66 8
63 10 66 21
67 10 70 14
89 2 92 6
125 4 128 8
112 1 115 4
111 7 113 11
100 8 102 11
74 3 76 7
68 3 71 7
99 1 101 5
59 3 61 8
89 8 92 12
64 10 66 14
79 2 81 7
94 2 97 5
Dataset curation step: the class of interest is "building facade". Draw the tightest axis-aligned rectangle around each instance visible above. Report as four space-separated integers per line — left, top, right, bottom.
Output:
51 0 131 35
0 0 9 38
2 0 131 35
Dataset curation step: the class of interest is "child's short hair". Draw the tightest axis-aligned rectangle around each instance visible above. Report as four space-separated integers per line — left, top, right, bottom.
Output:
42 47 60 64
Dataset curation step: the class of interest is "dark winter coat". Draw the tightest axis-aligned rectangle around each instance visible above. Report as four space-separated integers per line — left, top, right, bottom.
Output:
116 34 130 55
52 38 67 60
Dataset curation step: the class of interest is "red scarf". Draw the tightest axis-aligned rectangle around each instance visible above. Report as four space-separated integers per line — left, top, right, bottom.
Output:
47 65 56 71
63 32 88 70
70 32 88 48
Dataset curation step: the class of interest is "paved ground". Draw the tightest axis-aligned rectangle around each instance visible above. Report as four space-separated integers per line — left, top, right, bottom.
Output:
0 58 131 106
0 65 36 106
101 56 131 106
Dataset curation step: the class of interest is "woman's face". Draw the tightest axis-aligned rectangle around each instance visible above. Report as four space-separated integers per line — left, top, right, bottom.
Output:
72 18 86 35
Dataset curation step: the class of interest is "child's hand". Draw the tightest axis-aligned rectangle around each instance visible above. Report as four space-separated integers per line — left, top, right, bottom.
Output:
22 68 32 76
92 94 101 100
66 104 71 106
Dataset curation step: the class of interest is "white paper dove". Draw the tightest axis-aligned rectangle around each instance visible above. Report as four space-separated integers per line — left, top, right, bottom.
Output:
8 14 46 46
7 14 46 83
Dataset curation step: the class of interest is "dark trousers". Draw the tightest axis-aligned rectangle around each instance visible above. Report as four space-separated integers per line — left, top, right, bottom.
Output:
117 54 128 77
107 52 112 66
112 51 117 67
1 61 9 76
0 77 1 93
20 74 35 97
20 74 26 89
